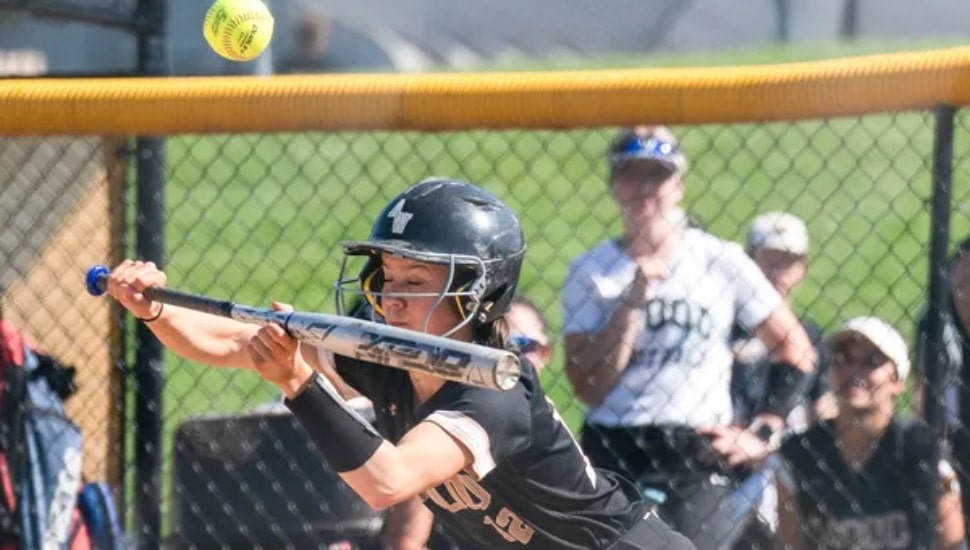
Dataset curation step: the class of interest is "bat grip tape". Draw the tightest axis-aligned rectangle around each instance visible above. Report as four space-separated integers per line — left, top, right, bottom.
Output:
285 373 384 472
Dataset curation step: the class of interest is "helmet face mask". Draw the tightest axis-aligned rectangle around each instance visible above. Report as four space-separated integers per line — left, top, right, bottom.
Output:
335 249 488 336
333 179 525 338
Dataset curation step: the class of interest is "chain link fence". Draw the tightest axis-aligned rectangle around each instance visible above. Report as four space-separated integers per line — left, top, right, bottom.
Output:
108 117 965 546
1 116 969 546
0 137 126 491
1 3 969 544
1 116 969 549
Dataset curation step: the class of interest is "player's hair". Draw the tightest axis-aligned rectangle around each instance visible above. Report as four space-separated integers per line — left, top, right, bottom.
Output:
476 317 510 350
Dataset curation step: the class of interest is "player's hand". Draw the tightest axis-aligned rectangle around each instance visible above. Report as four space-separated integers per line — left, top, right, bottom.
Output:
247 302 314 395
622 257 669 306
696 425 770 468
106 259 167 320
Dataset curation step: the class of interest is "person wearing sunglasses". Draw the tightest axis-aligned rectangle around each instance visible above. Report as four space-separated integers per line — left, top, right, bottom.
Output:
563 126 816 549
506 296 552 374
775 316 965 550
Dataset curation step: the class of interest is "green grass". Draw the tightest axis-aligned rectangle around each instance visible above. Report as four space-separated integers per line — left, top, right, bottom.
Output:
143 38 970 534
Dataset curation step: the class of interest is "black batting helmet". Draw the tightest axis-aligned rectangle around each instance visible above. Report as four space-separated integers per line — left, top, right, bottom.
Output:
335 179 526 329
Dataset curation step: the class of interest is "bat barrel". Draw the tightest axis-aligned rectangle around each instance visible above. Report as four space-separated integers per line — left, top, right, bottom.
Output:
85 265 520 391
284 313 521 391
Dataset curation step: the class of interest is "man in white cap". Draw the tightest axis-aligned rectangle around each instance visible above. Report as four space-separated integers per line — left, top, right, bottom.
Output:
746 211 809 299
728 211 830 546
733 211 826 426
776 316 965 550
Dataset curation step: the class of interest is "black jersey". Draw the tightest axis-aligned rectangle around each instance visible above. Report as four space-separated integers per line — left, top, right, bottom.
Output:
334 354 647 549
778 418 945 550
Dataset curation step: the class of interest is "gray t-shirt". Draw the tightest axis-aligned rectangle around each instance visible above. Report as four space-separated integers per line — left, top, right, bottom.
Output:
563 229 781 427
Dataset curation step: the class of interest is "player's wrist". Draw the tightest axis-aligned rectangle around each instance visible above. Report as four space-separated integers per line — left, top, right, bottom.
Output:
136 302 165 323
278 367 316 400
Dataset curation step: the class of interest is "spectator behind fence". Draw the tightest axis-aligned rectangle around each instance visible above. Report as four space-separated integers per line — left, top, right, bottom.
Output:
562 126 816 549
914 238 970 431
732 211 830 429
776 316 965 549
915 237 970 534
506 295 552 373
729 211 830 547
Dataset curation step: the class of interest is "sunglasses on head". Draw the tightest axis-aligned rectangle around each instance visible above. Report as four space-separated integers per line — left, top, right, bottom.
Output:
508 334 547 354
610 135 681 165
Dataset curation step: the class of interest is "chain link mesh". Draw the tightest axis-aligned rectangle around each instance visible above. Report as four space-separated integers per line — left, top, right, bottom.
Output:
154 119 963 545
2 111 969 547
0 136 125 497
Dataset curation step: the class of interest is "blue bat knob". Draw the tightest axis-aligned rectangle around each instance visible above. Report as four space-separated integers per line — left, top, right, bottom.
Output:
85 265 110 297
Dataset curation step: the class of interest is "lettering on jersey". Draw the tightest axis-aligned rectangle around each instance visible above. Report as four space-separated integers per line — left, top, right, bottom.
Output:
630 298 712 370
356 332 473 379
804 512 911 550
631 346 683 367
387 199 413 234
423 474 535 544
484 507 535 544
642 298 712 338
424 473 491 513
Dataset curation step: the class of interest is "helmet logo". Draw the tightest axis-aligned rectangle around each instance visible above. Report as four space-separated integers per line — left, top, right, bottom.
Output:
387 199 414 234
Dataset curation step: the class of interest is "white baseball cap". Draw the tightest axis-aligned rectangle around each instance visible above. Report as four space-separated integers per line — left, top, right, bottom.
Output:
747 211 809 256
825 316 911 381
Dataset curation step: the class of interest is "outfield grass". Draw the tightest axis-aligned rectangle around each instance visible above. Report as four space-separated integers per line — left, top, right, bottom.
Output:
148 38 970 531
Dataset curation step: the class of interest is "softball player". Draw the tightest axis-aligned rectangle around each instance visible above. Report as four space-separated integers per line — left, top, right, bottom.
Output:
106 179 693 549
776 316 965 550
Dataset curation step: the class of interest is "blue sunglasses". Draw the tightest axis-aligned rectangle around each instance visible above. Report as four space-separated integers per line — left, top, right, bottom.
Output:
610 136 681 166
509 335 547 354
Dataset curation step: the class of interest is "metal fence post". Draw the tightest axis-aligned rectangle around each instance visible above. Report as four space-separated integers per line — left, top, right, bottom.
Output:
839 0 859 38
774 0 791 43
922 103 956 550
135 0 168 547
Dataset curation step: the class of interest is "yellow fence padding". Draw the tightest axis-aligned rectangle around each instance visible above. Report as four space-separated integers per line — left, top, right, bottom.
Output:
3 46 970 135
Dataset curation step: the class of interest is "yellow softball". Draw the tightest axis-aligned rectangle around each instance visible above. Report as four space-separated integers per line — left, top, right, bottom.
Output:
202 0 275 62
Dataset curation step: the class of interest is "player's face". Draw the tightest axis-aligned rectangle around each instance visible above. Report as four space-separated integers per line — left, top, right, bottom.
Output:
829 338 903 412
751 248 807 298
505 303 551 373
611 162 684 226
378 254 469 338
